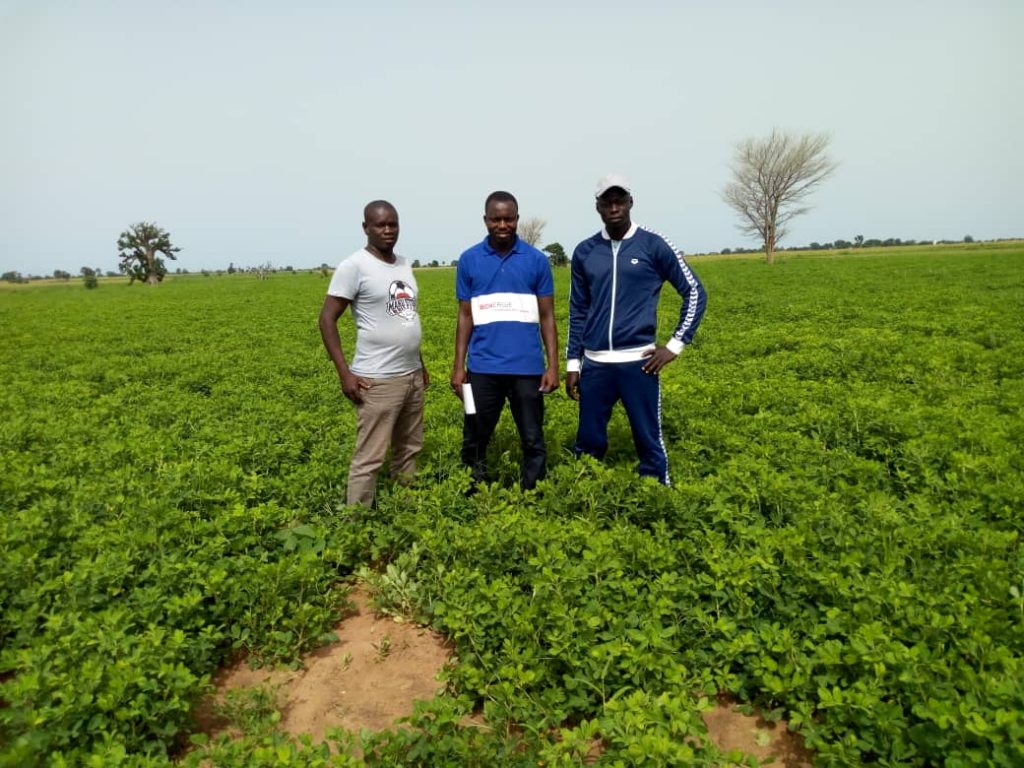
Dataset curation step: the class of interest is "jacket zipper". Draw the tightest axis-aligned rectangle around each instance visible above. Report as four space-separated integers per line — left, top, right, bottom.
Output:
609 240 620 350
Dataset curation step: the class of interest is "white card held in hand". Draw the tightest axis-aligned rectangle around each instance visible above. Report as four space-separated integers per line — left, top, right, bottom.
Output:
462 383 476 415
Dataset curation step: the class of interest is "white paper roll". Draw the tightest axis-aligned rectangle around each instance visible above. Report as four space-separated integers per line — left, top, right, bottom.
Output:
462 383 476 415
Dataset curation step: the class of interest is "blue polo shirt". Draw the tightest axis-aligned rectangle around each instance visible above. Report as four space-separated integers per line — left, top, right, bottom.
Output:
456 236 554 375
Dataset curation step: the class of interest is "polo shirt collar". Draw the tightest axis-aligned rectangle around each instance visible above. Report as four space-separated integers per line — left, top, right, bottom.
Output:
601 222 638 241
483 235 522 257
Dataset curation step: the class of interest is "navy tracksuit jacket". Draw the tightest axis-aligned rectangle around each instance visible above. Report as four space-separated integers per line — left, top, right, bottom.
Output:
566 224 707 483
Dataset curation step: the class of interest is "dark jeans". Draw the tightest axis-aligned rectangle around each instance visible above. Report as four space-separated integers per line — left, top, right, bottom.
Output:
461 372 546 489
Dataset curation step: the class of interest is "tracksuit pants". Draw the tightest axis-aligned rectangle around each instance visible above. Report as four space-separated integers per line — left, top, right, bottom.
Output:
461 372 546 490
575 358 669 484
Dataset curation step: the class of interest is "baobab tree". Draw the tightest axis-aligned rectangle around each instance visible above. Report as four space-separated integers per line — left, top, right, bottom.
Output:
723 130 836 264
117 222 181 284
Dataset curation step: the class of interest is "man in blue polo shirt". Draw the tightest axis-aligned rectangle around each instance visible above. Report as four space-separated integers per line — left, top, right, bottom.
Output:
451 191 559 490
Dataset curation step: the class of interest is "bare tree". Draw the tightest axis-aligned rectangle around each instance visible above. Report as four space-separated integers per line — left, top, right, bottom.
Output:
518 217 547 246
723 130 836 264
248 262 274 280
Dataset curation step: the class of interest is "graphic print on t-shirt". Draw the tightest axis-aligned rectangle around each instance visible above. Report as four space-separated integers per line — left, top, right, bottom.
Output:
387 280 417 321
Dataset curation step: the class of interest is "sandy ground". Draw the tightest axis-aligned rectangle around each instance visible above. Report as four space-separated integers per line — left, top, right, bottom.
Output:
194 589 811 766
701 697 813 767
195 588 451 741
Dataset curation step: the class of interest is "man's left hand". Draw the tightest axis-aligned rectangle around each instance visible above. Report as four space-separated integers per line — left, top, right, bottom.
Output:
421 367 430 389
641 345 678 375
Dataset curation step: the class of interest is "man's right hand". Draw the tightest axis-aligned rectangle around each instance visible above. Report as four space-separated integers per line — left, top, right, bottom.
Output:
566 371 580 401
341 371 369 404
451 368 468 400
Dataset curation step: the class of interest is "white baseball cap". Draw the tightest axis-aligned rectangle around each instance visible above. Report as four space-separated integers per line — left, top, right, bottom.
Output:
595 173 632 199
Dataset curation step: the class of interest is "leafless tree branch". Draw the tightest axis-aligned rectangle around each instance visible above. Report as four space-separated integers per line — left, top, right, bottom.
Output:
518 217 547 247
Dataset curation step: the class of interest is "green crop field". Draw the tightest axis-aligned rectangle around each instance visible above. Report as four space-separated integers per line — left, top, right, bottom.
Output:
2 243 1022 766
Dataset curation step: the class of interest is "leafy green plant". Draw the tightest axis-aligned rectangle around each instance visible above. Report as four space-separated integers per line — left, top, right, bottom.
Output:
357 543 430 622
2 246 1022 765
216 684 283 736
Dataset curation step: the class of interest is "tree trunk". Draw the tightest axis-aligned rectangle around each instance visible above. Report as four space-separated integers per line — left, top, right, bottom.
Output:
144 246 158 285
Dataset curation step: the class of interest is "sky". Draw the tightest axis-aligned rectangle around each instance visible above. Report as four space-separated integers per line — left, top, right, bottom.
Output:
1 0 1021 275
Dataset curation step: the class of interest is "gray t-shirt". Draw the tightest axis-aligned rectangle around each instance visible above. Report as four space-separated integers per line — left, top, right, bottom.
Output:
326 249 422 377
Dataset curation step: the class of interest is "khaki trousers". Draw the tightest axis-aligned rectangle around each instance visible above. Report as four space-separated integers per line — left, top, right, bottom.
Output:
347 371 425 507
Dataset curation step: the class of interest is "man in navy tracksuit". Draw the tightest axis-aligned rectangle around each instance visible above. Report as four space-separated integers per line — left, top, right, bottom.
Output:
565 174 707 484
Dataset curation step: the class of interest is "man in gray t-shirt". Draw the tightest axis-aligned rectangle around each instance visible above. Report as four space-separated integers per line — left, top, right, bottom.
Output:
319 200 429 507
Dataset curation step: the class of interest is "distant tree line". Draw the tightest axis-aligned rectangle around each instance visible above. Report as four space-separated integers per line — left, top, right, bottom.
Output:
3 233 1005 285
2 268 116 283
410 260 458 268
714 234 981 256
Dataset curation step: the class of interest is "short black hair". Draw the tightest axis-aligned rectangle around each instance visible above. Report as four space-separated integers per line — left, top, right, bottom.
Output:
484 190 518 212
363 199 397 220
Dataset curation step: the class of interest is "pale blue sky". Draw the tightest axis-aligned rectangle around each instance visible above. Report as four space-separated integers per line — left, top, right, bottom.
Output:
1 0 1020 275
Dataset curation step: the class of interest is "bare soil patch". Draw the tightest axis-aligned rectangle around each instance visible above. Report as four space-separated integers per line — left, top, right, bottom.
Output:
194 593 811 766
702 695 813 767
195 587 451 741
